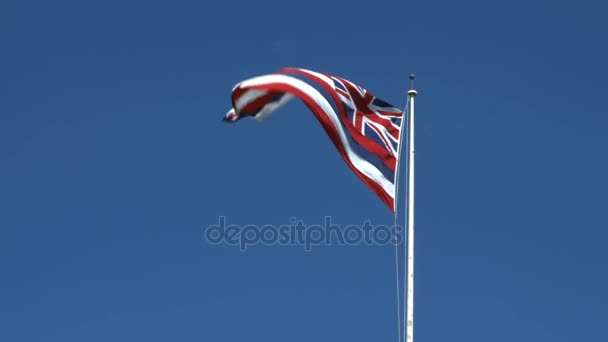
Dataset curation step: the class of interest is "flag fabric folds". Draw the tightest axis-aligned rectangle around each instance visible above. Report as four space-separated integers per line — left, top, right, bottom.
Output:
224 68 404 211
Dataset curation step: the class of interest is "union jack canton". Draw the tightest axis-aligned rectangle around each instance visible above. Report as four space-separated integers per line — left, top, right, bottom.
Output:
225 68 405 211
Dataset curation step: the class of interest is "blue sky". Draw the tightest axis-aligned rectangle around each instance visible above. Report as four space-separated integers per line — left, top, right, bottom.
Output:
1 0 607 341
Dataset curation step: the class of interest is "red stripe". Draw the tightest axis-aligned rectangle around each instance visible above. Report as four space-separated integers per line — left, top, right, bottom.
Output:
247 81 395 211
230 86 248 113
354 110 363 131
238 91 279 116
335 88 350 99
377 110 402 117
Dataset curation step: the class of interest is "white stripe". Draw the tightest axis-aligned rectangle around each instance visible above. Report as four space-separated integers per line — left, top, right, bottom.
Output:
370 103 402 113
374 113 403 131
253 93 295 121
240 74 395 199
298 69 335 87
234 88 267 112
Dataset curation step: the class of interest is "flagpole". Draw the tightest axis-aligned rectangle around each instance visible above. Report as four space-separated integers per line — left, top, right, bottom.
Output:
405 75 417 342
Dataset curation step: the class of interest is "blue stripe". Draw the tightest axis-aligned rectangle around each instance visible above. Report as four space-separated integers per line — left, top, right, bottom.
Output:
345 105 355 125
280 71 395 183
332 78 347 92
363 124 388 151
388 135 399 152
372 98 400 111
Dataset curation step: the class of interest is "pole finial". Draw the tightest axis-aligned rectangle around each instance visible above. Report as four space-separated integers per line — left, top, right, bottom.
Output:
408 74 417 96
407 74 418 96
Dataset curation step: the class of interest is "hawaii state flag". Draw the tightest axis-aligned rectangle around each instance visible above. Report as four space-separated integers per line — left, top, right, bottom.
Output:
225 68 404 211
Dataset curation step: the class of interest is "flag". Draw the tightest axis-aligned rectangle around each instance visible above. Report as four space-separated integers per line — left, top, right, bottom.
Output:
225 68 404 211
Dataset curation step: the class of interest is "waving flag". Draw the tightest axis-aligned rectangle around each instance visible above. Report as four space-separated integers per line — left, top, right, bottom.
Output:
225 68 404 211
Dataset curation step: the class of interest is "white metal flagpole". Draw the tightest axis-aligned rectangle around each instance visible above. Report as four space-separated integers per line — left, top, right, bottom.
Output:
405 74 417 342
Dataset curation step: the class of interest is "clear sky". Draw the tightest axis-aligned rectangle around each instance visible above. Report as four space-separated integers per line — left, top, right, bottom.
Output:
1 0 607 341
